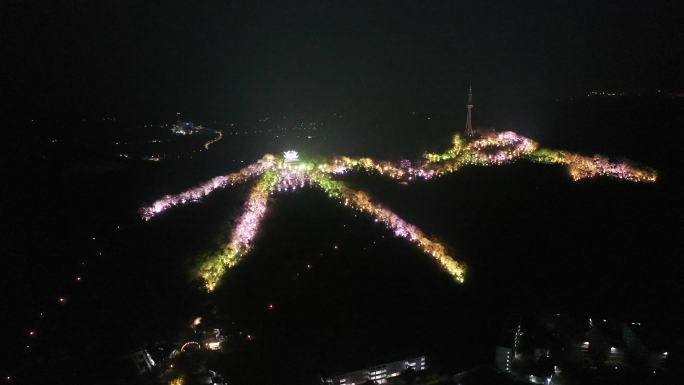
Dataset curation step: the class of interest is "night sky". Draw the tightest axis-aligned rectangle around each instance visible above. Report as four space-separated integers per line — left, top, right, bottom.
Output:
3 1 682 122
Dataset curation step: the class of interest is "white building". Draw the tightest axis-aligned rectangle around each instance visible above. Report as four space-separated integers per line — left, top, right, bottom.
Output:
323 355 427 385
127 349 155 375
495 346 512 373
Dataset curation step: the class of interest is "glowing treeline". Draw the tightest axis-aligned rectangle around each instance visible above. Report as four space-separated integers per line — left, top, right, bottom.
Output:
140 157 275 221
140 129 656 291
421 131 656 182
527 148 657 182
312 174 465 282
325 131 656 183
199 171 278 291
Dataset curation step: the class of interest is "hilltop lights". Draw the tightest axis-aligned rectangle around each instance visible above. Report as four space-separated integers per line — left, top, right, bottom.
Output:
141 128 656 292
283 150 299 161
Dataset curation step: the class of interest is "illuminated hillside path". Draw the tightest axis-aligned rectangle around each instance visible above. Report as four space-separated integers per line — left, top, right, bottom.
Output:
140 130 656 291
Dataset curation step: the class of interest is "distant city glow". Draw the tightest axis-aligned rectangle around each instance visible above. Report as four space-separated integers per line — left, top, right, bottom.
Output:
141 128 656 291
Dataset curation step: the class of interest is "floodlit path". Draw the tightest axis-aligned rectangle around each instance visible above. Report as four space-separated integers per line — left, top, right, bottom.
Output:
203 129 224 150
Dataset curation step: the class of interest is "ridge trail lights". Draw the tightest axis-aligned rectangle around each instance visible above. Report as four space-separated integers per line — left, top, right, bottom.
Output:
141 129 656 291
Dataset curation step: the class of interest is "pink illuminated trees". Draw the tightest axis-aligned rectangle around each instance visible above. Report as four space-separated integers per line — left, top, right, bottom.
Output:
141 130 655 291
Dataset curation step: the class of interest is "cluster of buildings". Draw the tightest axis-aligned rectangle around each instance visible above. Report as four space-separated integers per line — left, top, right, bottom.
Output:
126 349 156 375
322 355 427 385
124 319 229 381
171 112 204 135
171 121 204 135
495 314 669 384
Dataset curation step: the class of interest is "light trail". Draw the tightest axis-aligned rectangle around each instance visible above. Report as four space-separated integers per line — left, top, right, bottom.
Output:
528 148 657 182
203 129 224 150
312 174 465 282
141 129 656 291
197 169 464 291
198 171 278 291
422 131 656 182
139 156 275 221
